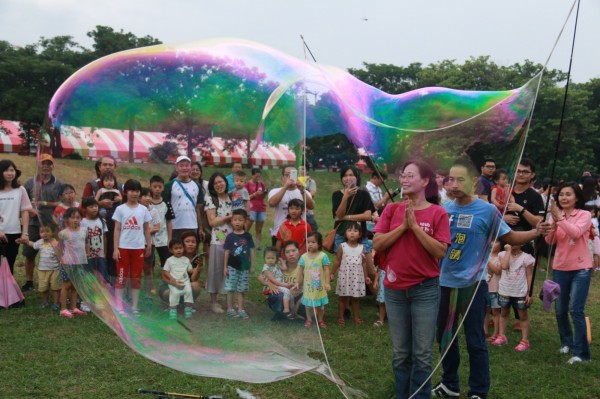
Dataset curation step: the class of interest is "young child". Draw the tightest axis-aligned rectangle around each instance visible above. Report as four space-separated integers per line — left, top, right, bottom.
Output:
80 197 109 283
112 179 152 315
275 198 312 254
230 170 250 213
57 207 89 318
372 248 387 327
162 238 198 319
140 187 161 300
294 232 330 327
53 184 80 229
149 175 175 268
330 221 371 325
490 168 515 213
223 209 255 319
261 246 293 317
22 223 61 310
95 172 122 220
491 243 535 351
486 241 508 342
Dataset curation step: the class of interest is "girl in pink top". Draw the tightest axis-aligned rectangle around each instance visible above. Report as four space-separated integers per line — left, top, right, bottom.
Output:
545 182 592 364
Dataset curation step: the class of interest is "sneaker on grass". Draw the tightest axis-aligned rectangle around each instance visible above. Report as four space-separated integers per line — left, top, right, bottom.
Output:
431 382 459 398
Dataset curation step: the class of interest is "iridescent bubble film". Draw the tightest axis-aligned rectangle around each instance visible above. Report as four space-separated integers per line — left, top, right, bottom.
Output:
49 38 541 397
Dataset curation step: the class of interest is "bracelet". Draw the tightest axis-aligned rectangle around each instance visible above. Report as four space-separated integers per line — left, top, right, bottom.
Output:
22 232 29 236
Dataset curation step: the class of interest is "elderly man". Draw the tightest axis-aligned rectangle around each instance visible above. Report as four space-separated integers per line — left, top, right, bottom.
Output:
268 166 315 246
21 154 62 291
162 155 205 241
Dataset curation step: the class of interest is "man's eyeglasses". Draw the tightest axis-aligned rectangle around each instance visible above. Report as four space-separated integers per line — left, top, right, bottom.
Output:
516 170 532 175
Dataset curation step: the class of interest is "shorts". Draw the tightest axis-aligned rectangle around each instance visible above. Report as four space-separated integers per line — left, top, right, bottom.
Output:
488 292 500 309
334 234 372 253
224 267 250 293
376 271 386 303
249 211 267 222
498 294 529 310
38 269 61 292
22 225 41 260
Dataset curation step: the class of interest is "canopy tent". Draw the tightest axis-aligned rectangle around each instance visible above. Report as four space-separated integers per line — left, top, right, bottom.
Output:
0 120 25 153
59 125 295 166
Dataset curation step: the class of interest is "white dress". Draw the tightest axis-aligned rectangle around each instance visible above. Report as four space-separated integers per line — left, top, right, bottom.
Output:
335 243 366 297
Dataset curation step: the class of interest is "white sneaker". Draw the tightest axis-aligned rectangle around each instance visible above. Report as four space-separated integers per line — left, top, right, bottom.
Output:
211 303 224 314
80 302 91 312
567 356 583 365
559 346 570 354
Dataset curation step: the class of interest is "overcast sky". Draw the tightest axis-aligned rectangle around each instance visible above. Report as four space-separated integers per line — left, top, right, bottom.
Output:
1 0 598 84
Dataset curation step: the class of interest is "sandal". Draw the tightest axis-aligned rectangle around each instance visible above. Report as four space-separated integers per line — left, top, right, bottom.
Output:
304 319 313 327
337 318 346 325
318 320 327 328
373 320 384 327
353 319 364 325
515 340 530 352
486 334 499 342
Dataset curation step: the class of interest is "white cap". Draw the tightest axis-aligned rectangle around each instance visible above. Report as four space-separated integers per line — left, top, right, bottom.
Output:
176 155 191 164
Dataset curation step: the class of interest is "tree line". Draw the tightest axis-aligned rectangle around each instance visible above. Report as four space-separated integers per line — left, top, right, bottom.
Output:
0 25 598 180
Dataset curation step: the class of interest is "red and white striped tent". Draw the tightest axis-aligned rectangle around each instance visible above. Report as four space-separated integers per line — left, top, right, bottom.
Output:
0 120 25 153
60 126 295 166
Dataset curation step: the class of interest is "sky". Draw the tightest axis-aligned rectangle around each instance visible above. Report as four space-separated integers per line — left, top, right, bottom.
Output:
1 0 598 84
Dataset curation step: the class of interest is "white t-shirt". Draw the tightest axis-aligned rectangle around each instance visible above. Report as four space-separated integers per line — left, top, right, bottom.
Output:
267 187 312 236
164 256 193 283
171 180 200 230
365 181 383 204
112 203 151 249
0 186 32 234
498 251 535 297
204 194 233 245
81 218 108 258
33 239 60 271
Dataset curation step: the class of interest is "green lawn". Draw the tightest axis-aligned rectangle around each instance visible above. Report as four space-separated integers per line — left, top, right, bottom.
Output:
2 157 600 398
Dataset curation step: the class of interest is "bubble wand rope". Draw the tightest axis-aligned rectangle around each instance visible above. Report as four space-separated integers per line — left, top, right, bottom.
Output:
529 0 581 298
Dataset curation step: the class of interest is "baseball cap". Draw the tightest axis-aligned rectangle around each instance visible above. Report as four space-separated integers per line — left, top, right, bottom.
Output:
39 154 54 163
176 155 191 164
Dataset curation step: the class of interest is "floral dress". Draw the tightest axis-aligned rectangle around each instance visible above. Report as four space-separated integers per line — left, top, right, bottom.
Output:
335 243 366 297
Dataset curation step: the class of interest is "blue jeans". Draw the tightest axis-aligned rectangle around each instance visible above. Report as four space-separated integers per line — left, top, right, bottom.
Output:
385 278 440 399
436 282 489 399
553 268 592 360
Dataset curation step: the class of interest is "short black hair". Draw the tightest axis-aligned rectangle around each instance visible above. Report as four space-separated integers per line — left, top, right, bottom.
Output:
168 238 184 249
287 198 304 210
234 170 247 178
452 157 479 179
519 158 536 173
492 168 508 182
264 246 278 257
481 157 496 167
232 209 248 219
81 196 98 209
141 187 151 197
150 175 164 184
123 179 142 192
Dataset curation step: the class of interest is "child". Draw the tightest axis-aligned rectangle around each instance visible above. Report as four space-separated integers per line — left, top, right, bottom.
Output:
22 223 61 310
57 207 89 318
372 249 387 327
261 246 293 318
80 197 109 283
140 187 161 300
53 184 80 229
294 232 330 327
162 238 198 319
230 170 250 212
275 198 312 254
491 243 535 351
149 175 175 268
486 241 508 342
223 209 255 319
490 168 515 213
95 172 122 220
330 221 371 325
112 179 152 315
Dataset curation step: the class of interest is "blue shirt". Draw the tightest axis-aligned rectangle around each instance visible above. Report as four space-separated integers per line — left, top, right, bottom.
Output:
226 174 235 193
440 198 511 288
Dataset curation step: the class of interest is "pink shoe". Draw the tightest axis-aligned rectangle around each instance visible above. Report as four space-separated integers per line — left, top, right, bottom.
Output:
486 334 499 342
515 340 530 352
70 308 88 316
491 335 508 346
60 309 73 318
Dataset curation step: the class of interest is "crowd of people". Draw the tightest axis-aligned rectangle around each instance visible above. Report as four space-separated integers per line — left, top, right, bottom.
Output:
1 153 599 399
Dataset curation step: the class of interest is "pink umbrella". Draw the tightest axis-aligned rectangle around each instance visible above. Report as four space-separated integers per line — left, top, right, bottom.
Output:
0 256 25 308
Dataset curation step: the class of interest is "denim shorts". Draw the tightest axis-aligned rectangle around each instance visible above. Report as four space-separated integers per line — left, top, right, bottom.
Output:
488 292 500 309
498 294 529 310
376 270 386 303
249 211 267 222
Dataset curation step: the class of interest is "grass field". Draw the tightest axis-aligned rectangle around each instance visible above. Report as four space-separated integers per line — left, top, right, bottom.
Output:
2 153 600 399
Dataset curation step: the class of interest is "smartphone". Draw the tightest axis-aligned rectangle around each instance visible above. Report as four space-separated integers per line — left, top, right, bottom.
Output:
346 176 357 189
289 169 298 181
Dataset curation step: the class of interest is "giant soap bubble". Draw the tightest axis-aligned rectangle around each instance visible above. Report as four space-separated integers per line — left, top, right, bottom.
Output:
48 38 542 397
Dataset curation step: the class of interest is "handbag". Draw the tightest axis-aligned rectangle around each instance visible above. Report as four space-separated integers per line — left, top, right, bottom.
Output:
323 191 357 253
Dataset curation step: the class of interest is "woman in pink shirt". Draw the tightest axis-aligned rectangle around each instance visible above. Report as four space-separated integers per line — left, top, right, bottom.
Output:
546 182 593 364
